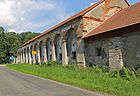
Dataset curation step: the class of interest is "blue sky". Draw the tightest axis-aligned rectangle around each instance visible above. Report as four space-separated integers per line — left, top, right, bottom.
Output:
0 0 139 33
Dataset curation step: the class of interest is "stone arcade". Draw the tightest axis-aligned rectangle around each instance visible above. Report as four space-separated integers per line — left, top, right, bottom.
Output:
16 0 140 69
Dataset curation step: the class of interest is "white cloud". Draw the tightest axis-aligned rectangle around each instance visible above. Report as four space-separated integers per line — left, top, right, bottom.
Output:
20 17 25 21
9 29 15 32
90 3 95 6
0 0 70 33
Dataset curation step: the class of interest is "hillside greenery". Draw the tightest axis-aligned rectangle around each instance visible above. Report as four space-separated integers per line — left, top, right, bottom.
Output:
0 26 40 63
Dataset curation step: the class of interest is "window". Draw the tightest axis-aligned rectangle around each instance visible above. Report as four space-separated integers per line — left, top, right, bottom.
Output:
72 52 76 59
59 53 62 61
96 48 102 56
50 54 52 60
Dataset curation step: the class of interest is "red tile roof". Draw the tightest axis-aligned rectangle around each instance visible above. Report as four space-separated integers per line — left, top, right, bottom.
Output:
83 2 140 38
21 0 104 47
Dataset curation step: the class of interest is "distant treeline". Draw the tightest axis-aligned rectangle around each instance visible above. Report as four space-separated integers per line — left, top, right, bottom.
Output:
0 26 40 63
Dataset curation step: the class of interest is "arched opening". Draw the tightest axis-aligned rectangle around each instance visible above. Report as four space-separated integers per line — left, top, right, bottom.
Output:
66 28 77 64
46 38 52 61
27 47 30 64
22 49 24 63
54 34 62 63
30 45 33 64
24 48 26 63
39 41 44 64
34 43 38 64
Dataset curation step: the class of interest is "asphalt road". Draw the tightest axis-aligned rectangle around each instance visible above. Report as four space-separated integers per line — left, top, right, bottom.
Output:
0 66 106 96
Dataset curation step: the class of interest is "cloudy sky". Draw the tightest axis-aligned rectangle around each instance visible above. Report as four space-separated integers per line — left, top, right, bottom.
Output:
0 0 138 33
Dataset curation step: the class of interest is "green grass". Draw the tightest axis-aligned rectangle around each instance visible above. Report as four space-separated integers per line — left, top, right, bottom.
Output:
6 64 140 96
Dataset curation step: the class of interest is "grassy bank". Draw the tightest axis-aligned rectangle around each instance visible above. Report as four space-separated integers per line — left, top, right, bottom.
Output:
7 64 140 96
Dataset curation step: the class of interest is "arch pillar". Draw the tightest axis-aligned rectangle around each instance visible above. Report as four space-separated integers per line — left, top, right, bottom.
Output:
52 43 56 61
18 51 21 63
21 50 24 63
23 49 25 63
29 46 32 64
25 48 28 64
37 43 41 64
32 45 36 64
20 51 22 63
62 40 68 65
43 43 48 63
16 52 19 64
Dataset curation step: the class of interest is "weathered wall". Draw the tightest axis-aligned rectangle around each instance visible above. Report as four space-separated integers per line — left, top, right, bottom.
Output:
104 0 129 18
85 38 109 67
85 25 140 69
82 2 104 34
122 30 140 69
108 37 124 69
85 36 124 69
82 0 128 34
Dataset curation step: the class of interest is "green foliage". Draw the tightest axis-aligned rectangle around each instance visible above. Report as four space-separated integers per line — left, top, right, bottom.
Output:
65 64 79 71
109 68 136 81
43 61 60 67
7 64 140 96
109 70 120 78
0 26 40 63
0 32 21 63
136 68 140 77
119 67 131 80
19 32 40 44
0 26 4 34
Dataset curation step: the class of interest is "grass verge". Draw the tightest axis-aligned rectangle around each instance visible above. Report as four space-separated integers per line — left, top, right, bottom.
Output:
6 64 140 96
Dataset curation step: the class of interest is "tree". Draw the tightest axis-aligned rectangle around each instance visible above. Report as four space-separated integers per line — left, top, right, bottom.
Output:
19 32 40 44
0 31 21 63
0 26 4 34
0 27 40 63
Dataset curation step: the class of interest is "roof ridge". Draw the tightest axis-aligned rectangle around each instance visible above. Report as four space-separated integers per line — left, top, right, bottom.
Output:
21 0 103 47
83 2 140 38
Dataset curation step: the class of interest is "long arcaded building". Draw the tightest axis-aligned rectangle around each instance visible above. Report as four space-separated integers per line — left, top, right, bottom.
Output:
16 0 140 69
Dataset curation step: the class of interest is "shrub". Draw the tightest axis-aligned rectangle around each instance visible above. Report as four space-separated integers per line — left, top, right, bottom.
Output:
45 61 61 66
136 68 140 78
65 65 77 70
109 70 120 78
108 67 137 80
119 67 131 80
101 66 109 73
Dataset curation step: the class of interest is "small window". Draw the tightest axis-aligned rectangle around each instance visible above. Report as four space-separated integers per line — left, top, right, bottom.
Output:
50 41 52 45
50 54 52 60
96 48 102 56
72 52 76 59
59 53 62 61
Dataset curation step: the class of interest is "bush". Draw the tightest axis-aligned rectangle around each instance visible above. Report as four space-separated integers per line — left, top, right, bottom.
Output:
42 61 139 81
109 70 120 78
65 65 78 71
136 68 140 77
108 67 137 80
119 67 131 80
44 61 61 67
94 66 103 73
101 66 109 73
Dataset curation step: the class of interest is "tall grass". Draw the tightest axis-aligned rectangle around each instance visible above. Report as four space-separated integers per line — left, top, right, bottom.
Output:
7 64 140 96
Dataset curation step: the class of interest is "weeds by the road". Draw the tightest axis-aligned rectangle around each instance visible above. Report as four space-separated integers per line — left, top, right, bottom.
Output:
6 63 140 96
